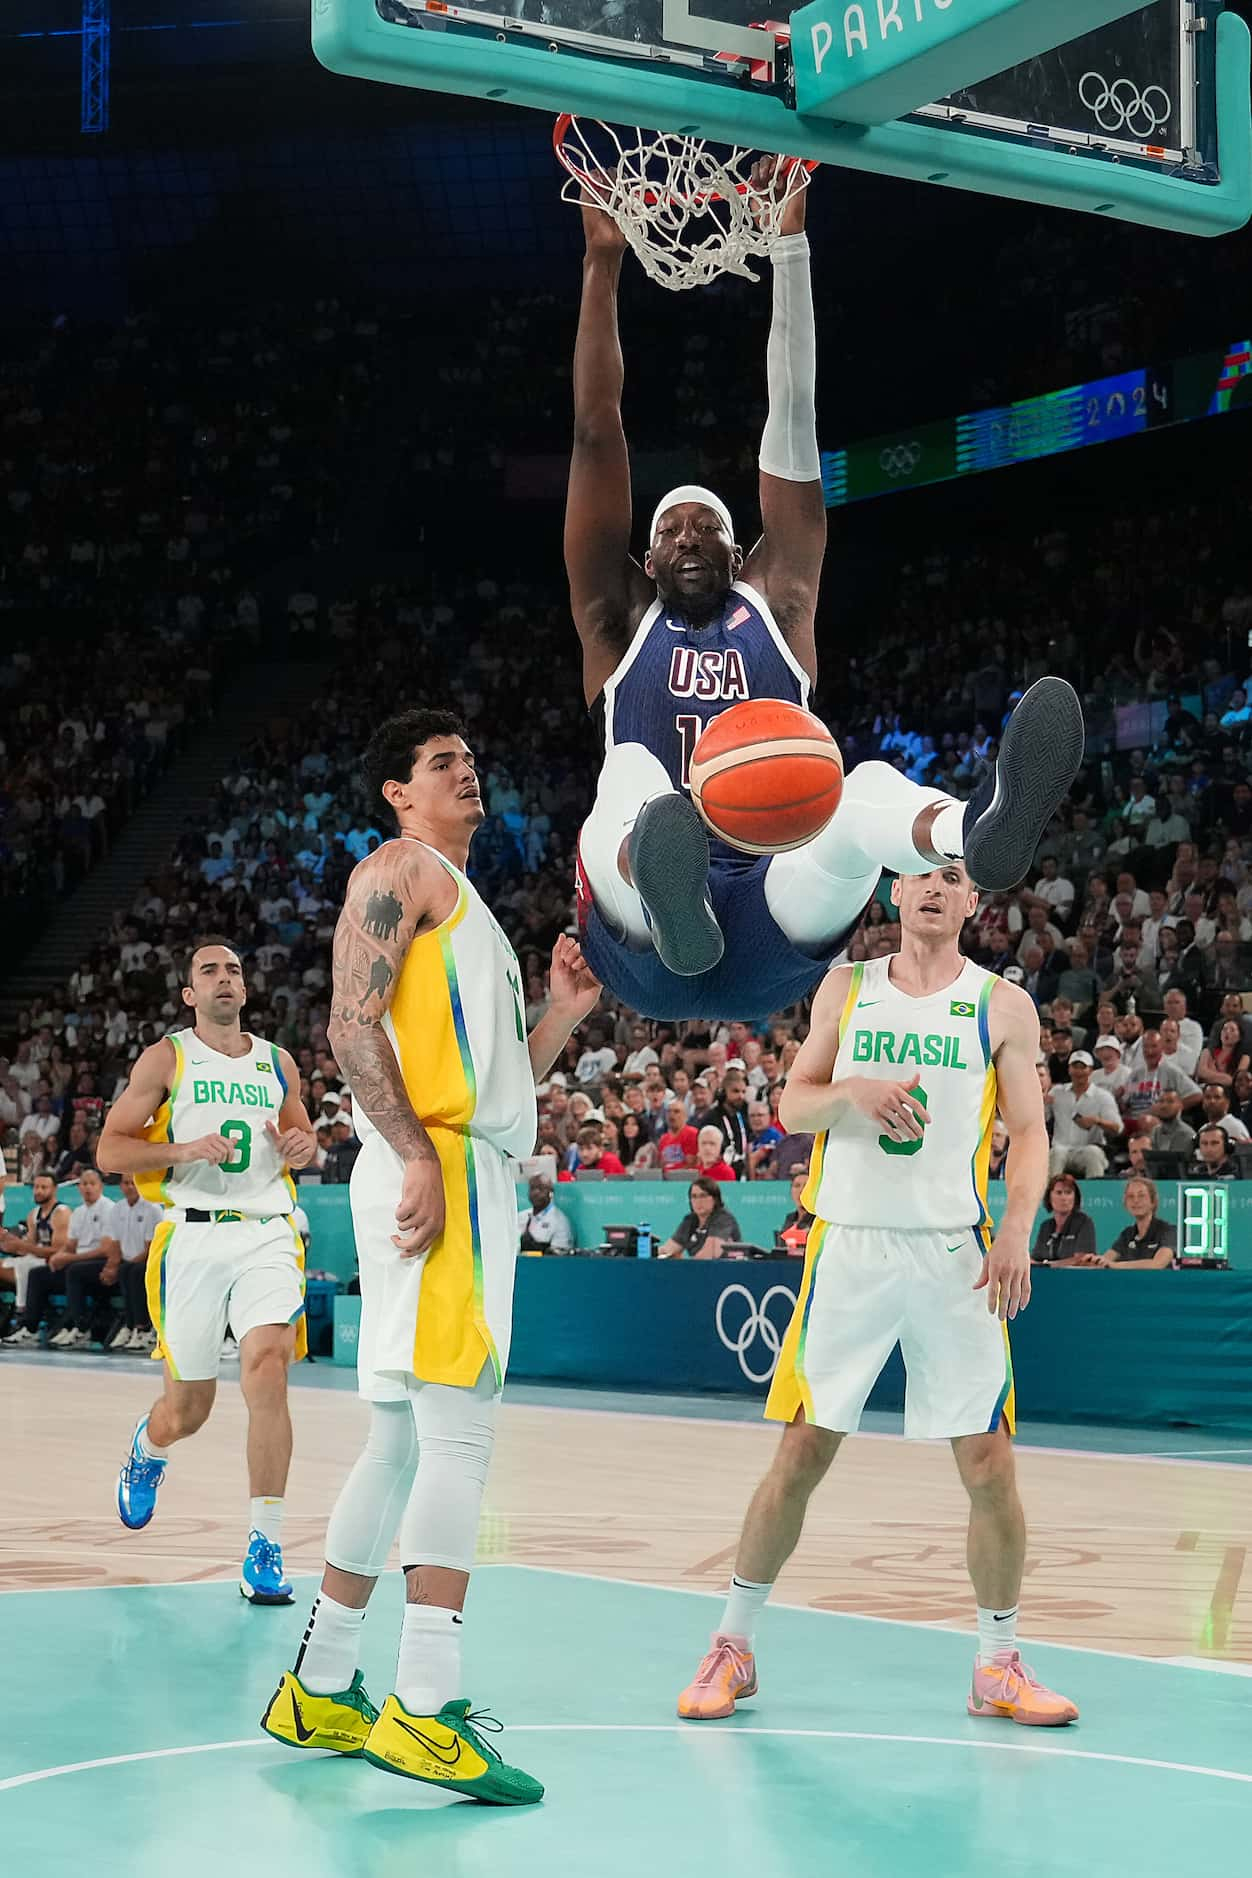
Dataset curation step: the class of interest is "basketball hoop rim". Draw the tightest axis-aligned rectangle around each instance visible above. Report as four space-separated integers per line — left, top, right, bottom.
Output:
552 113 817 210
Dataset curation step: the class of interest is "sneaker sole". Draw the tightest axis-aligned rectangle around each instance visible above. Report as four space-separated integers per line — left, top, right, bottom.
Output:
627 794 724 977
968 1699 1079 1727
240 1582 295 1605
963 677 1085 893
362 1745 541 1805
677 1674 759 1721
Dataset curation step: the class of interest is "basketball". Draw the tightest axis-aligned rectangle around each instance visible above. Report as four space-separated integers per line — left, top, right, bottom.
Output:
689 699 844 855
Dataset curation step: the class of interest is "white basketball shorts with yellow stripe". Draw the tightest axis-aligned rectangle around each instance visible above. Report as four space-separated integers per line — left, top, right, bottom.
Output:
350 1127 519 1402
766 1222 1016 1441
146 1214 307 1382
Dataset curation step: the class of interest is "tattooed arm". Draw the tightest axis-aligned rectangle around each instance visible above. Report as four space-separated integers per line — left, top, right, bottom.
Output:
328 842 453 1257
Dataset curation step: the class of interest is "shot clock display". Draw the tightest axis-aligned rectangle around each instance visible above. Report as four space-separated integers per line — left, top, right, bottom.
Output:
1176 1184 1232 1268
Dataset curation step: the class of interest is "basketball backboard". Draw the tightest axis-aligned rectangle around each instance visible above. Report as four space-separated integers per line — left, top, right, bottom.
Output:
315 0 1252 235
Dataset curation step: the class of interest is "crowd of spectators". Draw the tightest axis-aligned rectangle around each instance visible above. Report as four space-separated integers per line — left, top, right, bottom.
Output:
6 520 1252 1227
0 300 395 912
2 269 1252 1283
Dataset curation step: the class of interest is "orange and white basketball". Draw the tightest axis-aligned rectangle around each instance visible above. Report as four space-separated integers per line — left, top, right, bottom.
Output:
689 699 844 855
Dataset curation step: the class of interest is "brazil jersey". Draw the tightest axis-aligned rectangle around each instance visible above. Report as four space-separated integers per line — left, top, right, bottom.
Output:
137 1030 296 1218
806 956 999 1240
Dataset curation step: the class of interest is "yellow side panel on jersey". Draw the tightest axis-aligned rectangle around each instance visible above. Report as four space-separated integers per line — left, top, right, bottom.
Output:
136 1034 186 1207
800 965 861 1216
764 1218 828 1427
388 885 476 1131
411 1125 498 1389
145 1219 179 1380
800 1133 826 1220
970 1064 999 1252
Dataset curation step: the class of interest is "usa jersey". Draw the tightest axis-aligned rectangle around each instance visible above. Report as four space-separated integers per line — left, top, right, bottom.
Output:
597 579 810 864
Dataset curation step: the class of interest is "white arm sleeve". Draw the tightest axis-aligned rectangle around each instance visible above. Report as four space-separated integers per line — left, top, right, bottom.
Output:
759 232 821 484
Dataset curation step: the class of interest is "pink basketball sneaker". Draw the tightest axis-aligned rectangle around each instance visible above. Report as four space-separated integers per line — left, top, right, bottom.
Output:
968 1651 1079 1726
677 1633 758 1721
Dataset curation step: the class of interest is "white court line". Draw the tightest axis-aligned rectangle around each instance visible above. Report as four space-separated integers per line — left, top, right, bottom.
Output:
4 1727 1252 1795
499 1563 1251 1674
0 1567 1246 1682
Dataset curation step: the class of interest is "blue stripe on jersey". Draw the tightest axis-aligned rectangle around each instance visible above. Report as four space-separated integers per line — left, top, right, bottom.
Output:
602 583 808 798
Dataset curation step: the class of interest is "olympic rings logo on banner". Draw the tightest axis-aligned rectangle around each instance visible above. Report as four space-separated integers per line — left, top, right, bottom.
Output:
715 1283 796 1385
1078 72 1173 139
880 443 922 478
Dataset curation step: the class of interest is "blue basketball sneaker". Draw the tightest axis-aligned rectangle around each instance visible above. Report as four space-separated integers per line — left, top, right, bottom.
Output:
116 1416 167 1530
241 1531 294 1605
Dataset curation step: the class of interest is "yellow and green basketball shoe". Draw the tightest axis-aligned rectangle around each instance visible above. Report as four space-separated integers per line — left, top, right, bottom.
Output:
260 1669 379 1755
363 1696 543 1805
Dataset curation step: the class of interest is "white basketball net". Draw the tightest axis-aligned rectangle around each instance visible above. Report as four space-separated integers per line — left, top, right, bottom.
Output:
556 117 812 292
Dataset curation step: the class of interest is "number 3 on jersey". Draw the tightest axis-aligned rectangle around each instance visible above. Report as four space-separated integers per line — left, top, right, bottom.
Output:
878 1085 929 1158
220 1118 252 1174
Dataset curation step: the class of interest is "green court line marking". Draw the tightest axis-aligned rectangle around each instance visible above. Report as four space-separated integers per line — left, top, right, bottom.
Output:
5 1729 1252 1795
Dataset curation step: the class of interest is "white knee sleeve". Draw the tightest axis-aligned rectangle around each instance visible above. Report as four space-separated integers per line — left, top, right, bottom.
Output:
397 1367 499 1574
765 761 958 953
578 742 673 949
324 1399 419 1578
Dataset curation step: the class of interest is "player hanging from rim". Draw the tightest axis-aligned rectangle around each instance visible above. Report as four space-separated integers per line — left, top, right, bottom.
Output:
676 859 1079 1727
98 939 317 1605
566 167 1085 1021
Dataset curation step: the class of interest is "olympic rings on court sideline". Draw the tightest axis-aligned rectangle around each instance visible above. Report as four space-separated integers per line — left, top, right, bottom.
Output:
715 1282 797 1385
1078 72 1173 140
879 443 923 478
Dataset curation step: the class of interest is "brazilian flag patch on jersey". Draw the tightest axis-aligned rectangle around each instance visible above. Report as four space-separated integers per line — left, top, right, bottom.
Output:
950 1001 975 1018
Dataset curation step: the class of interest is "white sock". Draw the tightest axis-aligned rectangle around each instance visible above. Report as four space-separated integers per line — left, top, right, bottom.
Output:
395 1604 464 1715
977 1605 1019 1665
931 800 967 860
250 1496 284 1546
295 1592 367 1695
136 1418 168 1461
719 1575 772 1647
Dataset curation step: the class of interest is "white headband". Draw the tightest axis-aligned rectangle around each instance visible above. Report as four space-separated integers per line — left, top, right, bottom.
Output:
649 484 735 547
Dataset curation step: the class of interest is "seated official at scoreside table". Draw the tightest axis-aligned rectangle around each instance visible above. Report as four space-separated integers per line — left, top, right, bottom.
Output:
1031 1173 1098 1266
658 1177 742 1261
780 1166 814 1237
517 1175 575 1255
1096 1177 1178 1269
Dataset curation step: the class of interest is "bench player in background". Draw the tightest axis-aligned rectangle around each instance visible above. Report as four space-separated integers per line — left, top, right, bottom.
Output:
98 939 316 1604
566 172 1084 1020
675 861 1078 1728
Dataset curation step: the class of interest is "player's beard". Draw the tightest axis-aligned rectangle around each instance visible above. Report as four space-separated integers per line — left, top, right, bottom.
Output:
658 569 728 627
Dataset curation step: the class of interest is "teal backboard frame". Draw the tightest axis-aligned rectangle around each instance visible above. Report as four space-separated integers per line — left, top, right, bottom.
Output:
312 0 1252 236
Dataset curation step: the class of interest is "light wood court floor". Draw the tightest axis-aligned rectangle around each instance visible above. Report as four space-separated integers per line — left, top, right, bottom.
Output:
5 1355 1250 1663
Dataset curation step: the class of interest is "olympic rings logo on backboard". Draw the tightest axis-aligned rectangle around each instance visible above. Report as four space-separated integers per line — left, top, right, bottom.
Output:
879 443 923 478
1078 73 1173 140
715 1282 796 1384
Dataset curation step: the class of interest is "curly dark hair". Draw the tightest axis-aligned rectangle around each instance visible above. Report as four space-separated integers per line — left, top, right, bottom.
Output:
362 709 469 827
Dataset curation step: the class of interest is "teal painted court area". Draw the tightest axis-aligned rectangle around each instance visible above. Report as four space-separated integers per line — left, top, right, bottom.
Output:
5 1567 1250 1878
